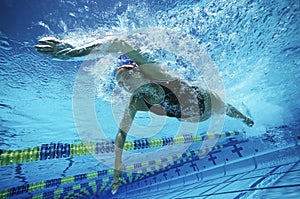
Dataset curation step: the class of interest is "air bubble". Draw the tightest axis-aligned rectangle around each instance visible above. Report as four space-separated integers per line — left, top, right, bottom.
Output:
0 56 8 65
0 39 12 50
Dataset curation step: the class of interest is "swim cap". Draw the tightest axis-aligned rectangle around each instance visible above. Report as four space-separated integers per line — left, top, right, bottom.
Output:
115 64 136 82
116 62 138 81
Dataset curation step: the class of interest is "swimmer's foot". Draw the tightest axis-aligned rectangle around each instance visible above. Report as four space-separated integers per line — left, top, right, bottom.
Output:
112 162 124 195
243 117 254 127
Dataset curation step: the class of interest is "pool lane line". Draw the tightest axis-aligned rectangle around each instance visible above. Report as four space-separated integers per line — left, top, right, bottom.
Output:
0 130 244 166
0 140 243 199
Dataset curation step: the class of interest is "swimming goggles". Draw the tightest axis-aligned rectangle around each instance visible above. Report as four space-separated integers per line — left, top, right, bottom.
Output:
116 62 139 82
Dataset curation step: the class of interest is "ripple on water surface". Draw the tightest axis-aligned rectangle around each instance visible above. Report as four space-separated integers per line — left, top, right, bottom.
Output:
0 37 12 51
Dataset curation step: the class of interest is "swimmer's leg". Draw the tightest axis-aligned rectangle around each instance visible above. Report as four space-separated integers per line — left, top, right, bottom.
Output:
226 104 254 127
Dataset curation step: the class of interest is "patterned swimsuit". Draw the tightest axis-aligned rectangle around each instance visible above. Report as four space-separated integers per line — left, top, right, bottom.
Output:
132 79 211 121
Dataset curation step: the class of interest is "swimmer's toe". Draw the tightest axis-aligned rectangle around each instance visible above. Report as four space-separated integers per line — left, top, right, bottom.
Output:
244 118 254 127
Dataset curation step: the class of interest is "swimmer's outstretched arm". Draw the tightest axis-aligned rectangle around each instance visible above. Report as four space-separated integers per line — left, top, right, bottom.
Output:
34 36 148 65
35 36 174 80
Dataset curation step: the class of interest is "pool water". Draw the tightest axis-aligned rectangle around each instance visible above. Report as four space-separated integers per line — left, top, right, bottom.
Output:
0 0 299 198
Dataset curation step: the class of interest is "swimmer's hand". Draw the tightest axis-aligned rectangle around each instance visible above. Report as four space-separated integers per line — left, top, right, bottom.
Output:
34 36 75 60
112 162 124 195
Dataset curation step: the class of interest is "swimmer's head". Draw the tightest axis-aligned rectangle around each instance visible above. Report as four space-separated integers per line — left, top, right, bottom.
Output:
115 63 146 92
115 65 135 82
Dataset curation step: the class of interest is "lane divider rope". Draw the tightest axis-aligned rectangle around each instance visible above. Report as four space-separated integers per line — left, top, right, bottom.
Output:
0 139 248 199
0 130 244 166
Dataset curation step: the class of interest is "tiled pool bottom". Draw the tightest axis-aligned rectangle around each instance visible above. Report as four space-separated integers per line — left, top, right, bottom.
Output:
117 150 299 199
115 134 300 199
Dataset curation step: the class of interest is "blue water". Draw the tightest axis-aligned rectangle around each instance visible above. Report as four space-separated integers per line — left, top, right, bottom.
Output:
0 0 299 198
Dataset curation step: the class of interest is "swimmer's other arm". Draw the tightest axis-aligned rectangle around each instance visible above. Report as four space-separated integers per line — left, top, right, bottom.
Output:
113 97 141 194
